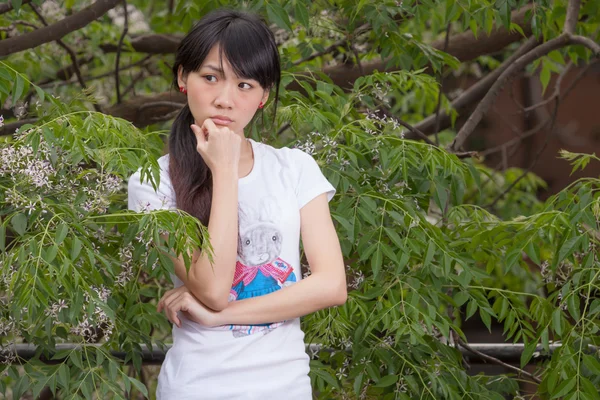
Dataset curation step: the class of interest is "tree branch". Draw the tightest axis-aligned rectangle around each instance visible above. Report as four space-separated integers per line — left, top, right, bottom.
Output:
28 6 86 89
448 31 600 152
457 338 541 384
405 35 539 139
433 23 452 145
29 4 102 113
0 119 37 137
0 0 120 57
564 0 581 35
115 0 129 104
319 5 533 89
99 33 182 53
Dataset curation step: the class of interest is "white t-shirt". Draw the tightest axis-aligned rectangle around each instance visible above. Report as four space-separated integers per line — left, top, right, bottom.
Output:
127 139 335 400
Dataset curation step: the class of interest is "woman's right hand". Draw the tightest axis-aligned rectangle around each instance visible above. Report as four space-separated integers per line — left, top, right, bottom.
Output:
191 119 242 176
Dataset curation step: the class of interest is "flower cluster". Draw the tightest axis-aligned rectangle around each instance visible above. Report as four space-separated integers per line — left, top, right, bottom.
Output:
44 299 68 322
116 244 135 286
107 4 150 34
348 269 364 290
0 341 16 365
0 144 56 189
71 285 115 343
364 109 403 137
40 0 65 22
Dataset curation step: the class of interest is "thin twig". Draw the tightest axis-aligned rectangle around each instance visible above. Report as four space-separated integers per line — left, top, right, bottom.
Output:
457 338 542 384
0 20 39 31
276 122 291 136
351 44 364 76
406 36 539 139
479 115 553 157
29 4 103 113
482 59 594 157
115 0 129 104
292 24 369 66
40 54 153 89
378 106 437 146
121 70 146 98
433 23 452 145
486 97 559 209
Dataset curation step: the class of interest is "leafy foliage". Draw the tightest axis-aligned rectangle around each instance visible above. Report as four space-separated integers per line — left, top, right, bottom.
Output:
1 0 600 399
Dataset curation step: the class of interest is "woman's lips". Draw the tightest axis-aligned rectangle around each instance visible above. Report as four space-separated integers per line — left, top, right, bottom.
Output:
210 116 233 125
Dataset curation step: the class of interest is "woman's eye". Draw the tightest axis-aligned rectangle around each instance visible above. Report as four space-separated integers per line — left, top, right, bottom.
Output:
205 75 217 82
239 82 252 89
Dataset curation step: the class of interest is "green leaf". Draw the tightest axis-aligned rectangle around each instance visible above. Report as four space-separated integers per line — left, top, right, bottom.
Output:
57 363 70 389
55 223 68 245
524 240 540 264
500 0 511 28
520 340 538 368
11 213 27 235
558 236 580 264
374 374 398 388
128 377 148 397
0 225 5 251
480 309 492 332
567 294 580 321
423 241 435 267
44 244 59 264
80 376 93 400
551 377 576 399
12 73 25 105
453 291 469 307
540 62 551 94
71 236 82 261
34 84 45 104
582 354 600 375
294 0 309 28
371 246 383 276
11 0 22 13
267 3 293 31
552 309 563 335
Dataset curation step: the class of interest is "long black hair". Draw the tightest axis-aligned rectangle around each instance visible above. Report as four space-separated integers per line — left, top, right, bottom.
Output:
169 9 281 225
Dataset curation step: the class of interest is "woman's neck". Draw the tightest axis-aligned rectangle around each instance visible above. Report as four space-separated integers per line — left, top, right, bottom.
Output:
238 137 254 178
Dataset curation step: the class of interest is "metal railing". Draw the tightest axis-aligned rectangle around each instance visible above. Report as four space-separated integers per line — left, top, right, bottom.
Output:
5 342 587 365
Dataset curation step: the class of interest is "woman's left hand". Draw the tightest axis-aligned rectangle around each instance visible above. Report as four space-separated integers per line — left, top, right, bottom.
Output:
157 286 220 328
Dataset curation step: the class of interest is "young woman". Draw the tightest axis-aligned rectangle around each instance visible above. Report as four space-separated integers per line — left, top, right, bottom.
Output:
127 9 347 400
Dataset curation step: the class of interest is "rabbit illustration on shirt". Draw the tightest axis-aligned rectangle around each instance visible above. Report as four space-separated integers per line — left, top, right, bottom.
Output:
225 198 297 337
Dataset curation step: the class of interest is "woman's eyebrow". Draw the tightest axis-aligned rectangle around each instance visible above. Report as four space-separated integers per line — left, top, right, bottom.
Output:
202 64 225 74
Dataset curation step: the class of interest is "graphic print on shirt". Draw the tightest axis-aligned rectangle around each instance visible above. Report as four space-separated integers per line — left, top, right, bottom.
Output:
224 197 297 338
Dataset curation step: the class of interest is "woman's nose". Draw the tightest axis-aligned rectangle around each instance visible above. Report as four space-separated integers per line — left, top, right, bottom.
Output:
213 84 235 108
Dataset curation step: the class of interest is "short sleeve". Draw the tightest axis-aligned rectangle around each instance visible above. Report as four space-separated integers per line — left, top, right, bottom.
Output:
127 155 176 212
292 149 336 209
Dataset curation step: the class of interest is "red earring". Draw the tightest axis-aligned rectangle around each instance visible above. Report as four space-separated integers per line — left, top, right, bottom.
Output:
258 101 264 109
179 86 187 94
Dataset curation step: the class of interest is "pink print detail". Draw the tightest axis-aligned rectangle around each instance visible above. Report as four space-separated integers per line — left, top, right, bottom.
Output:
232 257 293 287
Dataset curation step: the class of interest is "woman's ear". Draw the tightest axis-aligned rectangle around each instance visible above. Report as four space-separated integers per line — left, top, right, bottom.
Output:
177 65 187 88
261 89 270 105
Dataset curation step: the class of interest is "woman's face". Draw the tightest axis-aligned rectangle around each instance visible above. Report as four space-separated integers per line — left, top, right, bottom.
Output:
177 44 269 135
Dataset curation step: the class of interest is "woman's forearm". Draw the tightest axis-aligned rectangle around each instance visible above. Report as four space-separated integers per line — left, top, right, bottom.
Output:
185 169 239 310
211 272 347 326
